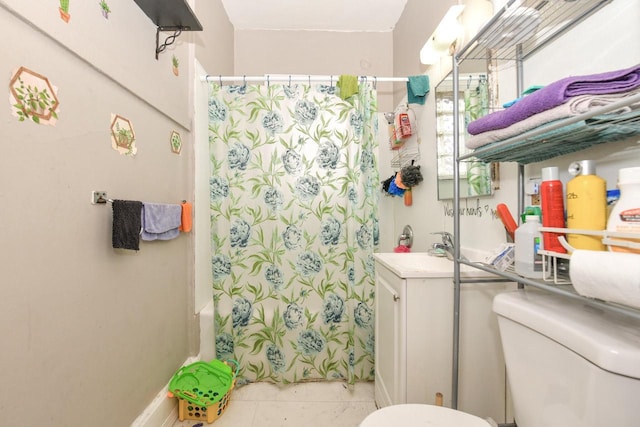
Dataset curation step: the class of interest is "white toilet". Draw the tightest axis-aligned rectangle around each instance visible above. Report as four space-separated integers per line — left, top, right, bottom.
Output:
360 403 492 427
493 289 640 426
363 288 640 427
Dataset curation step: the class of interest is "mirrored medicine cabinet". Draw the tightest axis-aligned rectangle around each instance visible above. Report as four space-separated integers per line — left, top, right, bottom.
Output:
435 69 497 200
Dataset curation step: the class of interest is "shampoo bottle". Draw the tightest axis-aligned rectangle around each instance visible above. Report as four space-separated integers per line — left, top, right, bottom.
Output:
607 167 640 254
566 160 607 251
514 215 543 279
540 166 566 253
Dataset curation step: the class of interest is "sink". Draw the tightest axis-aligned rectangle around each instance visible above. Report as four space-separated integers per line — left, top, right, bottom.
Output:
374 251 492 279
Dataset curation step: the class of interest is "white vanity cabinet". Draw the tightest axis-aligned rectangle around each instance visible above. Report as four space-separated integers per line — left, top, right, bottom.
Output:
374 253 515 423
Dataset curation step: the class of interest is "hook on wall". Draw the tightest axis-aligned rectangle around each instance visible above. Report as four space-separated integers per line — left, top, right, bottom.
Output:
92 191 109 204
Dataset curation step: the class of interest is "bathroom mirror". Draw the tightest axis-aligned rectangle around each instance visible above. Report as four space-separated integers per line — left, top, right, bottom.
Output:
436 72 494 200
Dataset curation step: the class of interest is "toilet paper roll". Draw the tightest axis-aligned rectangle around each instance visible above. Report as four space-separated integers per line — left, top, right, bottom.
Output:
570 250 640 309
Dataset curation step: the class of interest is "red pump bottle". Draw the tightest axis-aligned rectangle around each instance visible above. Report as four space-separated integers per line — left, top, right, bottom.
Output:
540 166 567 253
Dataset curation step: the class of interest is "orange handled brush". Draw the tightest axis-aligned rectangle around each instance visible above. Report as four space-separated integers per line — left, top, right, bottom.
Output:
496 203 517 242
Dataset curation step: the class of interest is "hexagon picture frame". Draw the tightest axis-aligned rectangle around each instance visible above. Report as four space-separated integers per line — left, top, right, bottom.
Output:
110 114 137 156
9 66 60 125
170 130 182 154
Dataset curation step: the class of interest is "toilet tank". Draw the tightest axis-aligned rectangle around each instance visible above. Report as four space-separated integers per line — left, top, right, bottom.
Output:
493 290 640 427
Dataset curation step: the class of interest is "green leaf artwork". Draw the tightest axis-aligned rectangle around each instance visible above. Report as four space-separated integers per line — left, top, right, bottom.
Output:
99 0 111 18
9 67 60 126
59 0 70 22
172 55 179 76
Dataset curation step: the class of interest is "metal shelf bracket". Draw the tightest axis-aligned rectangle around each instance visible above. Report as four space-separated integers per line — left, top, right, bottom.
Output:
156 26 184 59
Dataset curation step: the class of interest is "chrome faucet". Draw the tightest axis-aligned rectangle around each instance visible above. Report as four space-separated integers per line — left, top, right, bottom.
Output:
398 225 413 248
431 231 468 262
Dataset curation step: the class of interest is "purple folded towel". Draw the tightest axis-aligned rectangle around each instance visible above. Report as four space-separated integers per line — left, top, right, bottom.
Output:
468 63 640 135
141 202 182 241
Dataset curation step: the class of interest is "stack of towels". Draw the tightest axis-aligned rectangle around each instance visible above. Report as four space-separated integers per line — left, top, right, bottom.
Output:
465 63 640 151
112 200 192 250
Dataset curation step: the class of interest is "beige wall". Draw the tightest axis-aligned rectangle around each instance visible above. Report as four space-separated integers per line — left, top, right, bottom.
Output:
392 0 457 106
0 0 233 425
195 0 234 76
234 29 395 112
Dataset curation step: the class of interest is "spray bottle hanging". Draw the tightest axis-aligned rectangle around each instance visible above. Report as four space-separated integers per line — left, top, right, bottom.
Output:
396 110 412 139
390 105 415 150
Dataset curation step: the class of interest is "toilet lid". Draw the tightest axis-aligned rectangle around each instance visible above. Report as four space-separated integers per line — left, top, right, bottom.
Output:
360 404 491 427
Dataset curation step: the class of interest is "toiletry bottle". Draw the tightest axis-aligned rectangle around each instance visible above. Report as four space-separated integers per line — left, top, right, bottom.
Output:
607 167 640 254
515 215 543 279
540 166 566 253
606 189 621 217
520 206 541 223
404 188 412 206
566 160 607 251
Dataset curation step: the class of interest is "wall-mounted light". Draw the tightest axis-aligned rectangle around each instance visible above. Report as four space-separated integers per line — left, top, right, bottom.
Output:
420 5 466 65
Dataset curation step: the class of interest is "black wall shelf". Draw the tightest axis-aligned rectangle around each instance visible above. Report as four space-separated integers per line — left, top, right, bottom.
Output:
133 0 203 59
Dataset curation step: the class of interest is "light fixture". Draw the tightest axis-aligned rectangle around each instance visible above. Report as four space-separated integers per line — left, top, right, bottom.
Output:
420 5 466 65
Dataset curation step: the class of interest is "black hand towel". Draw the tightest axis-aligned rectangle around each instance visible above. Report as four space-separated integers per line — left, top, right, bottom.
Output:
112 199 143 250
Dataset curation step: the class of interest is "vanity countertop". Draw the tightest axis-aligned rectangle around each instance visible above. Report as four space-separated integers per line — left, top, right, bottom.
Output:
374 251 496 279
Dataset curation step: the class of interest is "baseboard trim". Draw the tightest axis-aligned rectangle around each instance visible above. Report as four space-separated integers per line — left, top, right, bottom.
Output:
130 356 200 427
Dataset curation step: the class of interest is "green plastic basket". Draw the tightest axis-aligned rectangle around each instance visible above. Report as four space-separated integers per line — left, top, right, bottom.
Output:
169 359 239 407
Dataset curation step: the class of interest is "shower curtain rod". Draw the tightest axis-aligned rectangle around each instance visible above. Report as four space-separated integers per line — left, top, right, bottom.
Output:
201 74 409 84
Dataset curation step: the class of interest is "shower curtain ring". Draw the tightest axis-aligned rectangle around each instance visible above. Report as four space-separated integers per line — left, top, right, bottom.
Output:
330 75 333 86
267 75 270 87
288 75 292 87
308 75 311 86
219 75 222 86
373 76 377 89
243 75 246 86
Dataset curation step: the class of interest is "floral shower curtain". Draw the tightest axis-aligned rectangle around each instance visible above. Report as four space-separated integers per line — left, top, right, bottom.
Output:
207 81 379 385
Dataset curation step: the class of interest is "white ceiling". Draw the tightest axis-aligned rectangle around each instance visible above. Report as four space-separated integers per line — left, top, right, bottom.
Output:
220 0 409 32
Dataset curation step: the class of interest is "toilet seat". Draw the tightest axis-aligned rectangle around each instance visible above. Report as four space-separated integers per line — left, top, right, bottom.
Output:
360 404 491 427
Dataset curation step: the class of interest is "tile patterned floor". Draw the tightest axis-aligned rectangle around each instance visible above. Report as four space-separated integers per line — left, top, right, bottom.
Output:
172 381 377 427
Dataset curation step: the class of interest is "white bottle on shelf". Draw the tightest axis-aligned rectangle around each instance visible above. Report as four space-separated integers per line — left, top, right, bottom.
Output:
515 215 543 279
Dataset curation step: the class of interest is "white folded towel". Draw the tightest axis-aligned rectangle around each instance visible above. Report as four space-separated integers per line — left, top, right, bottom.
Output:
570 250 640 309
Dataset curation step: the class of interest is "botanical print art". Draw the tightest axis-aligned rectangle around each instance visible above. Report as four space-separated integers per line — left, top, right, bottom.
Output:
170 130 182 154
9 67 60 126
59 0 70 22
208 81 379 385
110 114 137 156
